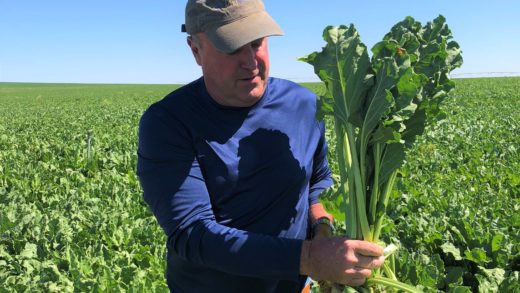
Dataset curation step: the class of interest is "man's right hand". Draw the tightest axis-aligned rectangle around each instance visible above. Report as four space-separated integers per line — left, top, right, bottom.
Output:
299 237 384 287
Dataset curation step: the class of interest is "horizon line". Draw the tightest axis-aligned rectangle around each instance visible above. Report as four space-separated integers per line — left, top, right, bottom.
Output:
1 72 519 86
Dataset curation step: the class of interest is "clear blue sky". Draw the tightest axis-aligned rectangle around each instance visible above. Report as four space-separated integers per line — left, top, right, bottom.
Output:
1 0 519 84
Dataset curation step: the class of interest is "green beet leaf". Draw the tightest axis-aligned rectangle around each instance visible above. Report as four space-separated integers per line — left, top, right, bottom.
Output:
300 14 463 292
299 24 372 126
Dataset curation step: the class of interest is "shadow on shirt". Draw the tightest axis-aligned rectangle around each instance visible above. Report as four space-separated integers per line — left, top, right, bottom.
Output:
229 128 307 236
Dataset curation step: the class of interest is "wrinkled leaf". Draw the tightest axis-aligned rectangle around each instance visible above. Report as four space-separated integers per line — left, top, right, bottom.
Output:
476 267 505 293
299 25 372 125
19 243 38 259
464 247 489 265
441 242 462 261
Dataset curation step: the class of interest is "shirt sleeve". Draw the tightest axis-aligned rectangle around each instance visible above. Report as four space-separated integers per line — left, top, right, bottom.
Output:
308 120 334 206
136 104 303 281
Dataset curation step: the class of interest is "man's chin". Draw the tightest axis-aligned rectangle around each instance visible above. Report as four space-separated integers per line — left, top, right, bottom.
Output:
247 85 266 99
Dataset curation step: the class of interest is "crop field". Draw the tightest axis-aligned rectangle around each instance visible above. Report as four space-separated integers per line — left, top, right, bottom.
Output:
0 78 519 292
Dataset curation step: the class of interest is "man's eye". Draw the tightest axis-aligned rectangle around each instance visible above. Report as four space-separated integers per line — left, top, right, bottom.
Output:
228 49 241 55
227 39 263 55
251 40 263 48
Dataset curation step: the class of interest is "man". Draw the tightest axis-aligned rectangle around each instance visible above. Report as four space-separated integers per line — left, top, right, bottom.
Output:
137 1 384 292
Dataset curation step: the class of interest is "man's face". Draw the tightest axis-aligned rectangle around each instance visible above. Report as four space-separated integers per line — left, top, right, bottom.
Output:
189 33 270 107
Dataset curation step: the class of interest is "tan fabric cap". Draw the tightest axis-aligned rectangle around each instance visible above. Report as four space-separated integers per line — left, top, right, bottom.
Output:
183 0 284 53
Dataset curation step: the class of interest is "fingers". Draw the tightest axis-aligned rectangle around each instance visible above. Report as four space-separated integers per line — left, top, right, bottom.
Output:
303 237 386 286
340 240 384 286
345 266 373 278
342 263 377 284
355 253 385 269
342 240 384 270
349 240 384 257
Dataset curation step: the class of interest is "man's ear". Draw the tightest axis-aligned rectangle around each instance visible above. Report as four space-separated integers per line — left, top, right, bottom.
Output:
187 37 202 66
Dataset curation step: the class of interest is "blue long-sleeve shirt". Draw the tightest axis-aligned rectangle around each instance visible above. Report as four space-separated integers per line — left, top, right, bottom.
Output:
137 77 332 292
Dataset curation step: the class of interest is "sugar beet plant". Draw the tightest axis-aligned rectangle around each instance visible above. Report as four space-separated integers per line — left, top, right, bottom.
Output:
301 15 463 292
0 84 176 292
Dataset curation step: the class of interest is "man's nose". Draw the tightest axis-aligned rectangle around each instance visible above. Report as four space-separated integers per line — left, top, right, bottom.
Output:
239 44 258 70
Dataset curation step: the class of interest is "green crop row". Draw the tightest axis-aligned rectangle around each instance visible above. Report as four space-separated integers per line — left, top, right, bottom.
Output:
388 78 520 292
1 78 519 292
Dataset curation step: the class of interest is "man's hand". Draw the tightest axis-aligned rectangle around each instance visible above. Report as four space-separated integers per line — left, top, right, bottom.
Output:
300 237 384 287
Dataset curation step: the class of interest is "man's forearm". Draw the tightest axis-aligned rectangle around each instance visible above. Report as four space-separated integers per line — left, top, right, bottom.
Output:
309 202 333 223
309 202 334 239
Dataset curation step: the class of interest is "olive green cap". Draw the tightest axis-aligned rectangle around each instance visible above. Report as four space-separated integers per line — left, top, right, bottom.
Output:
182 0 284 53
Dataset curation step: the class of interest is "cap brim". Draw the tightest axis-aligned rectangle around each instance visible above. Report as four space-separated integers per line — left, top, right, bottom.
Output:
205 11 284 53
